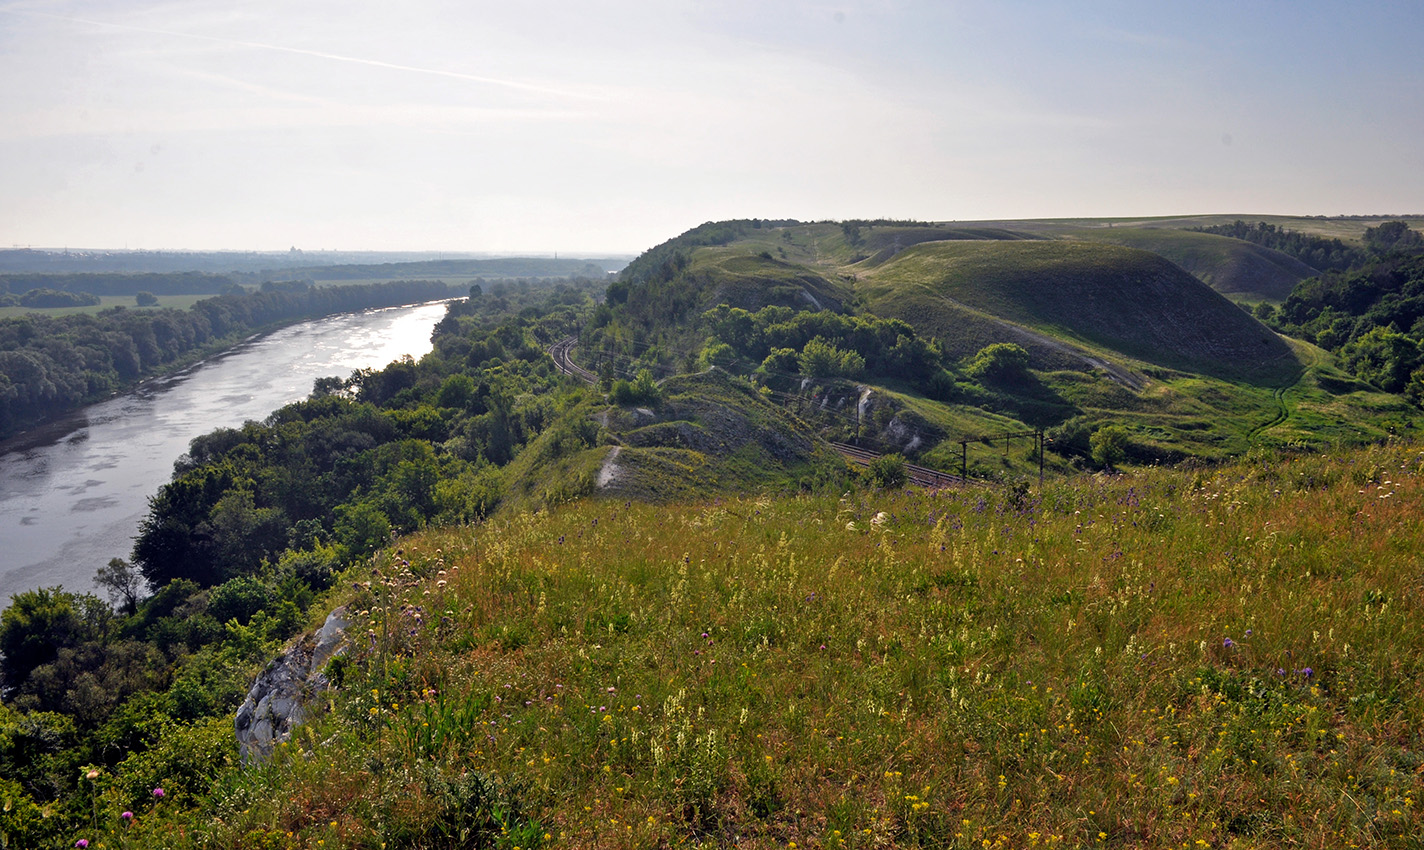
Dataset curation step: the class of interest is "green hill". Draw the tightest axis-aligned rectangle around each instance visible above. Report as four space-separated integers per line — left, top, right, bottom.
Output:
583 219 1418 473
1062 226 1317 303
499 369 849 511
855 239 1299 385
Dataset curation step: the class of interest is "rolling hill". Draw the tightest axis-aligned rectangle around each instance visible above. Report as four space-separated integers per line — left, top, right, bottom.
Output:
585 218 1416 475
854 239 1298 385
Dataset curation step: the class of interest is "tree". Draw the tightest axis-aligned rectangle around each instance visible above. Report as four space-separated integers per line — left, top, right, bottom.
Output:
798 337 864 379
866 453 907 489
135 291 159 307
1364 221 1424 255
967 343 1031 385
95 558 145 614
1341 327 1422 393
1090 425 1130 469
0 587 108 692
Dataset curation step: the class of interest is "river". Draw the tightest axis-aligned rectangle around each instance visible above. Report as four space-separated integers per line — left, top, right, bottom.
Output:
0 300 451 606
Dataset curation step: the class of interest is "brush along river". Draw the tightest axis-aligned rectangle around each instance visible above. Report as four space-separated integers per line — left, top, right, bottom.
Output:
0 299 451 606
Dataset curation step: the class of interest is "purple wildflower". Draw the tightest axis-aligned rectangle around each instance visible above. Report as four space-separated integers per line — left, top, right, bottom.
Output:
152 787 164 798
122 811 134 821
1223 638 1234 648
76 841 90 848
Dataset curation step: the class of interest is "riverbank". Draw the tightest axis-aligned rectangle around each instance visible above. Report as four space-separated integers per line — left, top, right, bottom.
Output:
0 280 457 439
0 299 452 604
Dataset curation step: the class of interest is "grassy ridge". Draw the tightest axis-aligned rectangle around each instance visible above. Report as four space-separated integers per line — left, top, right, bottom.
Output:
857 240 1298 386
1060 227 1317 303
500 370 849 511
93 441 1424 848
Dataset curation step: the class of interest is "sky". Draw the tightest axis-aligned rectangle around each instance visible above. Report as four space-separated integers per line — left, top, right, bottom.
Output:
1 0 1422 255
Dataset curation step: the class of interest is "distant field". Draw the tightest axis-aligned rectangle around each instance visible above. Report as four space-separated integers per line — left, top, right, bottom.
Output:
0 293 211 318
965 213 1424 244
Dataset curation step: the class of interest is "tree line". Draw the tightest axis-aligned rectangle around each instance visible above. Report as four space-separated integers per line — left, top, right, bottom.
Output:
1265 252 1424 399
0 279 455 437
0 271 242 297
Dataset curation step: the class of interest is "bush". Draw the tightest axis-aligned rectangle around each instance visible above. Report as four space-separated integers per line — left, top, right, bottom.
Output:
966 343 1031 385
798 337 865 379
207 576 271 625
610 369 661 406
866 453 908 489
1090 424 1130 468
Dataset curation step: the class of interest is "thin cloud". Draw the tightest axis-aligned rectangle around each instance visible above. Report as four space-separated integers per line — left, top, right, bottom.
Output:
5 7 601 101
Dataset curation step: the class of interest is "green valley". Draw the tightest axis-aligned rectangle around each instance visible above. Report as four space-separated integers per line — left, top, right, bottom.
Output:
3 214 1424 849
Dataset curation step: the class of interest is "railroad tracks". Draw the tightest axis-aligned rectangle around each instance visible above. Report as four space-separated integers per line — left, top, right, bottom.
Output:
548 336 968 488
830 442 964 488
550 336 598 384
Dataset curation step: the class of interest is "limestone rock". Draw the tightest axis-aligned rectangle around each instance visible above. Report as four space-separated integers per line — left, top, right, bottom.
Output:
235 607 350 764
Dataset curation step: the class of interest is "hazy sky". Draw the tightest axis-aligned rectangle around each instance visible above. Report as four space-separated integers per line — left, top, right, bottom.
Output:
2 0 1421 254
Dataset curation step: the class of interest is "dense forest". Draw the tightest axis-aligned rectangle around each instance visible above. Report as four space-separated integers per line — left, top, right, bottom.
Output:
0 278 604 846
0 279 454 437
1266 252 1424 398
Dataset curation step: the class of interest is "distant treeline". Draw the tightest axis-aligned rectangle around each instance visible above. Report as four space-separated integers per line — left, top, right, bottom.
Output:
0 279 453 437
0 288 103 308
1265 253 1424 399
1193 221 1368 272
1196 219 1424 273
257 258 613 282
0 271 241 297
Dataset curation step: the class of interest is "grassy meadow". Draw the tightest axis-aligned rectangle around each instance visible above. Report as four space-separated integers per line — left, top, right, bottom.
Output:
0 294 211 318
83 441 1424 849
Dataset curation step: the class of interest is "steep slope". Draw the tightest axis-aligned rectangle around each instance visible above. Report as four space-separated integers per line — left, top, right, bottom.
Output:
1065 226 1317 302
856 240 1300 385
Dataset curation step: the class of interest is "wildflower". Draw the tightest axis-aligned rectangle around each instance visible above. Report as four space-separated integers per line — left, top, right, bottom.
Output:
85 769 100 780
76 841 90 848
122 811 134 822
1223 637 1234 648
152 787 165 798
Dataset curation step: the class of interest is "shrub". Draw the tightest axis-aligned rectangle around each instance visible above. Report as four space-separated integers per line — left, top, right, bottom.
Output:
966 342 1031 384
1090 424 1130 468
866 453 908 488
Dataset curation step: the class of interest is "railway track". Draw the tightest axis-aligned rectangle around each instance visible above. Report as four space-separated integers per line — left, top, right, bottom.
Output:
548 337 967 488
830 442 964 488
550 336 598 384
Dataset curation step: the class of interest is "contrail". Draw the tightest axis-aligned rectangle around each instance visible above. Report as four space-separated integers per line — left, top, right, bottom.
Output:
5 7 598 101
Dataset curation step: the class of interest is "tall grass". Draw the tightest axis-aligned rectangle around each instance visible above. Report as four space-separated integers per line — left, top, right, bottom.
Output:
92 443 1423 849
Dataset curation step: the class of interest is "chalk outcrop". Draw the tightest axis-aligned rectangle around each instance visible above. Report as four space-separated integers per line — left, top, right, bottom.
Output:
235 607 350 764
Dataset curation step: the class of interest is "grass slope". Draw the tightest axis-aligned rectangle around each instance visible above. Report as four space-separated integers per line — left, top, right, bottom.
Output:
685 249 852 313
1062 227 1317 303
856 240 1299 386
100 441 1424 849
501 370 848 511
